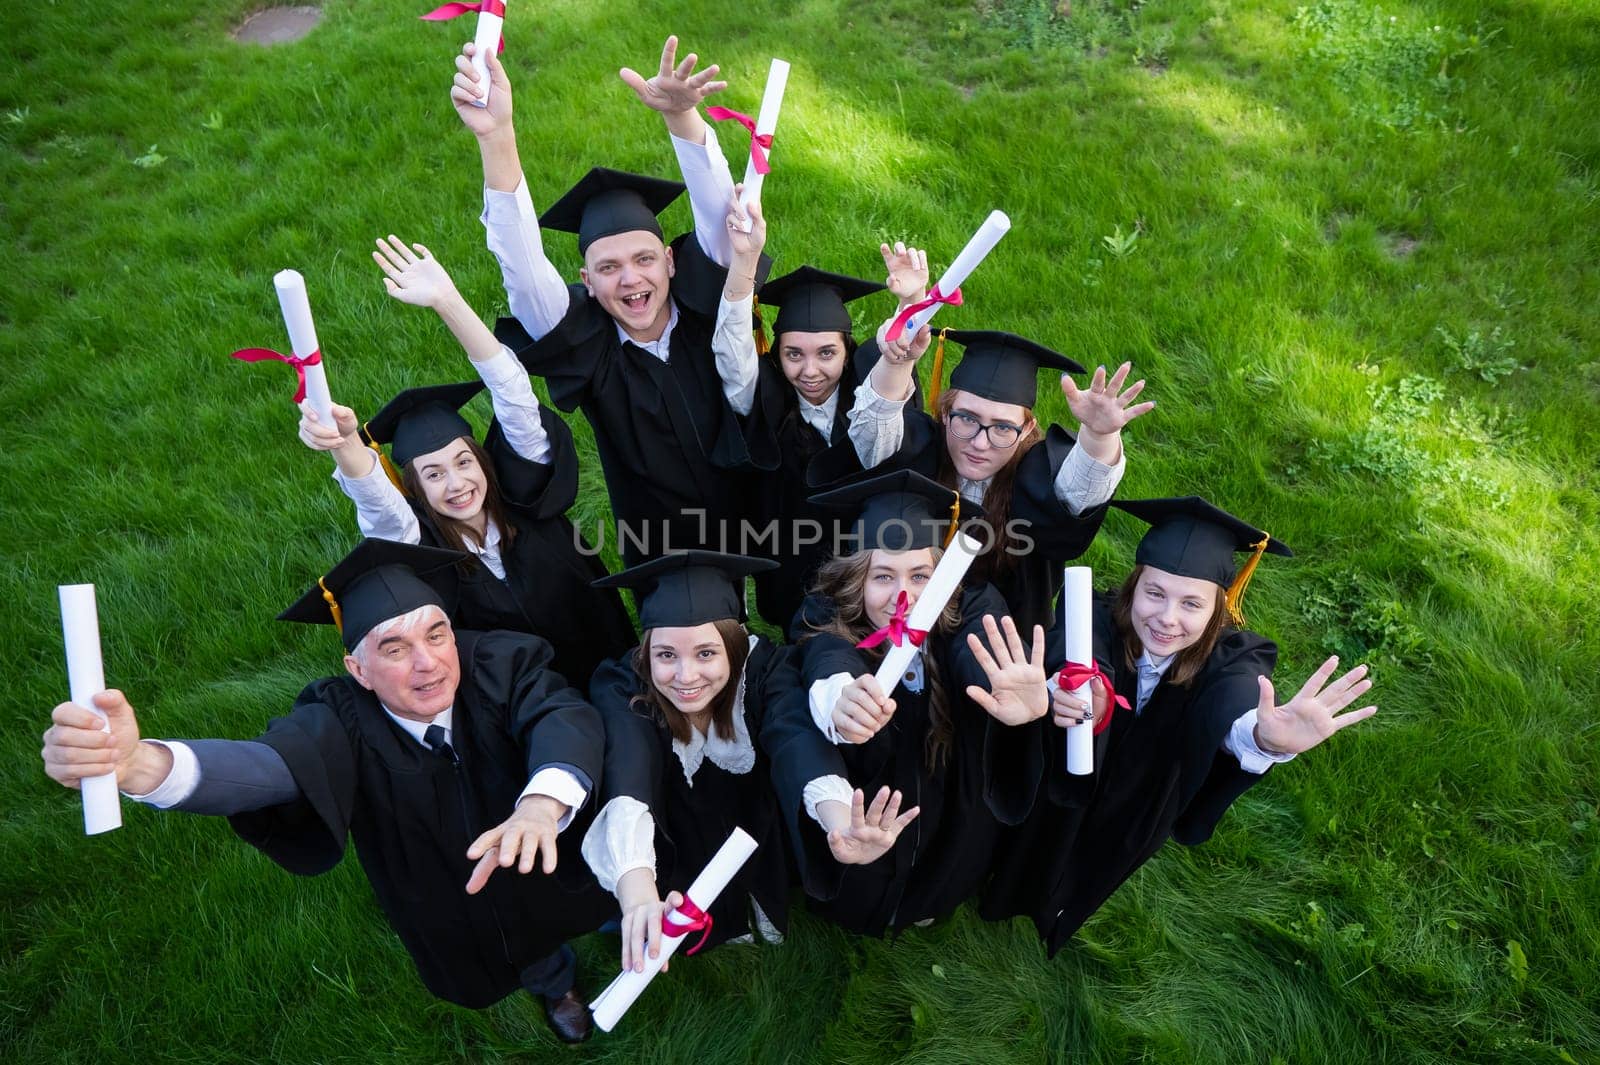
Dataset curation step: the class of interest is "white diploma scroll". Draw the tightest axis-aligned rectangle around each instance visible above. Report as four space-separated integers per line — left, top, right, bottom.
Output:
872 532 984 699
900 210 1012 336
468 4 504 109
736 58 790 220
271 269 334 429
590 827 759 1032
1062 566 1094 776
59 584 122 835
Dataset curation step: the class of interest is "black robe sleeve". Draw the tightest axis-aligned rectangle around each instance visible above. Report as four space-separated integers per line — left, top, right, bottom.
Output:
493 285 609 413
1006 424 1111 563
1170 631 1278 845
226 679 363 876
482 405 578 520
479 630 606 790
586 653 667 819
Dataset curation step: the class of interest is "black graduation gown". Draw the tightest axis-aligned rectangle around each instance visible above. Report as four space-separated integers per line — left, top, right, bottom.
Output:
806 376 1108 637
226 630 618 1008
586 637 801 949
494 237 777 567
980 593 1278 955
408 410 634 688
770 583 1010 937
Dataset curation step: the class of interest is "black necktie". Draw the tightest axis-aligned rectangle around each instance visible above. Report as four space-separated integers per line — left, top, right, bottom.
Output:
423 724 458 764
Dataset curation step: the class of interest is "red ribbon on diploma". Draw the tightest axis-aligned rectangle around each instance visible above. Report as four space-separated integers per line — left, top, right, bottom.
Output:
884 284 963 343
661 895 714 956
230 347 322 405
1056 660 1130 736
705 107 773 175
856 591 929 651
419 2 506 52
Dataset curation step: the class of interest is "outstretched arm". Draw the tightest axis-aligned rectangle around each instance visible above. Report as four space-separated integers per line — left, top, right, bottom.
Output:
712 190 766 416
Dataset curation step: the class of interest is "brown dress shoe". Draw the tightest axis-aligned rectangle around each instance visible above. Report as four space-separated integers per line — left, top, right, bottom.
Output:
543 989 593 1044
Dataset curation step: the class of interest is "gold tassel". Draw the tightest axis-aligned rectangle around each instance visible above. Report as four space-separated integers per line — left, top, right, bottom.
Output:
1225 535 1270 626
925 328 950 415
942 492 962 549
318 576 343 631
752 295 769 356
363 422 408 495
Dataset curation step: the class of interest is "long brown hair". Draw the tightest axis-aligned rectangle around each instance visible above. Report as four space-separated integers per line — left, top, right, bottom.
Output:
803 548 962 771
1111 565 1231 687
935 389 1043 581
630 618 752 745
400 436 518 557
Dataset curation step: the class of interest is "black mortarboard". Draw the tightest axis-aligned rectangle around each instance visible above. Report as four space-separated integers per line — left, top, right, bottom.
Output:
592 550 776 630
942 329 1085 408
278 538 467 651
363 381 485 469
761 266 885 337
1114 496 1292 623
807 469 979 552
540 167 685 255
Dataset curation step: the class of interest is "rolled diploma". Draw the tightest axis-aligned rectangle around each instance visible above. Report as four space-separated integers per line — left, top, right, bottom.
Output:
590 827 759 1032
901 210 1012 336
60 584 122 835
1062 566 1094 776
272 269 334 429
737 58 789 217
872 531 983 699
468 5 504 109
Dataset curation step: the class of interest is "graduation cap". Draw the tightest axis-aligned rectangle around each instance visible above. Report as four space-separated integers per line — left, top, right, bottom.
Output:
592 550 776 630
807 468 978 552
540 167 686 255
278 538 468 651
938 329 1086 410
760 266 885 338
1112 496 1293 625
362 381 485 470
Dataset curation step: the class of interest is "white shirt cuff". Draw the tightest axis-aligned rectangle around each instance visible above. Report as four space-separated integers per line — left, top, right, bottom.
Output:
518 767 588 832
1052 440 1126 515
580 795 657 895
332 461 420 543
1223 708 1297 775
802 775 855 830
124 740 199 808
808 672 855 745
475 345 553 464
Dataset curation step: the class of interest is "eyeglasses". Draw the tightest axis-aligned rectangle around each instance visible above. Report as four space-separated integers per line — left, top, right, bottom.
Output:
946 410 1024 448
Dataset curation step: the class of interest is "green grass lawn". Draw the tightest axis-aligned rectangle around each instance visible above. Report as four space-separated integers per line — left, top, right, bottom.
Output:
4 0 1597 1061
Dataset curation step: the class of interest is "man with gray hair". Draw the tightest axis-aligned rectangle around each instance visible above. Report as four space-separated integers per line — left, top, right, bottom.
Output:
39 539 614 1043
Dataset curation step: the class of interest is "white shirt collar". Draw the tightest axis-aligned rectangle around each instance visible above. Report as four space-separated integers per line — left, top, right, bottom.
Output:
797 388 840 441
614 300 681 361
672 635 760 784
383 705 455 748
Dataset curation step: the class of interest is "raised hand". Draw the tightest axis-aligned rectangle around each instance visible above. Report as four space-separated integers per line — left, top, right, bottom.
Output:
619 35 727 116
833 674 896 744
824 786 921 866
1062 362 1156 438
964 615 1049 725
880 241 930 305
1050 673 1112 728
875 315 932 365
298 402 360 451
451 42 513 137
373 236 459 310
41 691 171 795
1253 656 1376 757
726 186 766 259
464 795 569 894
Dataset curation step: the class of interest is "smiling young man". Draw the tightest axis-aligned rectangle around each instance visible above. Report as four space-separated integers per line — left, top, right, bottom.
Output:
451 37 773 564
38 540 615 1042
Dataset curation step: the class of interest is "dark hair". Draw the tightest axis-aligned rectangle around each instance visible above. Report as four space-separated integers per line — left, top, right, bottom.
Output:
935 388 1043 581
630 618 752 745
1112 564 1231 686
804 547 961 771
401 436 518 558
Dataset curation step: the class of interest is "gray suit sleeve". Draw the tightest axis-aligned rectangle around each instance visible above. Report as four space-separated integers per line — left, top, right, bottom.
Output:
175 740 302 815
